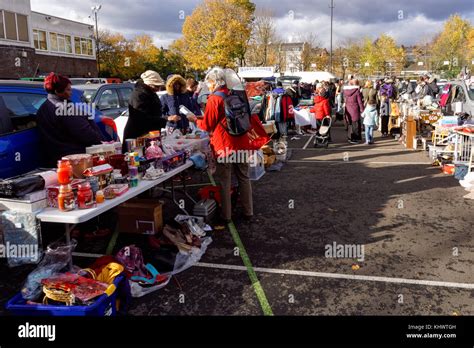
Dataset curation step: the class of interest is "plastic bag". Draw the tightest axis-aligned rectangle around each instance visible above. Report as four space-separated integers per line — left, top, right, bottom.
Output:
174 215 211 237
169 237 212 275
0 211 43 267
21 239 77 301
128 276 172 298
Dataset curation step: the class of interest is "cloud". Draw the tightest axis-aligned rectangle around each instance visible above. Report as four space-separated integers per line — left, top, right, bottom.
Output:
274 13 447 47
30 0 474 48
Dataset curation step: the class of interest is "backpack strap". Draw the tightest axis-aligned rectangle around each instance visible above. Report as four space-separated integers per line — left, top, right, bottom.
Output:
212 90 229 133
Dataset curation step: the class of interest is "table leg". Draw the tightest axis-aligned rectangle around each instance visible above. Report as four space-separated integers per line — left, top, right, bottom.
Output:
182 171 197 205
64 223 75 270
170 177 189 215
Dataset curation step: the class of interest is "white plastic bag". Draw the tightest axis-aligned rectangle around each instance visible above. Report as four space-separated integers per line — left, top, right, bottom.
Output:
294 108 311 127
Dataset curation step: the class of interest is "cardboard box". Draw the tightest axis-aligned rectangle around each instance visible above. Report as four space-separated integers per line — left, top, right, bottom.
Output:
117 199 163 235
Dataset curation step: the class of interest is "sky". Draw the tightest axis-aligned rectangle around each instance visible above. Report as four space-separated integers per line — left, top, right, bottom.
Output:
30 0 474 48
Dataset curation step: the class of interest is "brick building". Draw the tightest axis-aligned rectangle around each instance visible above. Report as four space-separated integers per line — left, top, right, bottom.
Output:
0 0 97 79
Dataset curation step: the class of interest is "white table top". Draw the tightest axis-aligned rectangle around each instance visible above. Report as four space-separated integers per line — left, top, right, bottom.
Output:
36 161 193 224
162 136 209 151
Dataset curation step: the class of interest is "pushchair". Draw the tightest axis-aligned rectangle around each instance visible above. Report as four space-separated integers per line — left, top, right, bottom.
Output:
313 116 332 148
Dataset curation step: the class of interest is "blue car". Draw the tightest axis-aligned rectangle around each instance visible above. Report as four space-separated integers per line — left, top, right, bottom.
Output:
0 81 119 179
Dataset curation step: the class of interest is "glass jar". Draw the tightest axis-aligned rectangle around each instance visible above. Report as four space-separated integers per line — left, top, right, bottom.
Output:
58 184 75 212
77 182 94 209
96 190 105 204
57 160 73 185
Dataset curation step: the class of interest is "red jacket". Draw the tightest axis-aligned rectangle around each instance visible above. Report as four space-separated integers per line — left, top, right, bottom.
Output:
196 87 253 158
313 95 331 120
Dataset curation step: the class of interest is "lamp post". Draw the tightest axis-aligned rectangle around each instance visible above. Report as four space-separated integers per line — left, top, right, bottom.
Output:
91 5 102 77
329 0 335 74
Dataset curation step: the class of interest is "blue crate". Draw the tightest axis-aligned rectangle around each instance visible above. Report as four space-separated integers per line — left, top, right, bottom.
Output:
6 275 125 316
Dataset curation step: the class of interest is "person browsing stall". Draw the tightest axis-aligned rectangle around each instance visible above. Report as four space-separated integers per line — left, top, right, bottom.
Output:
123 70 167 151
187 67 254 223
36 72 105 167
161 74 195 133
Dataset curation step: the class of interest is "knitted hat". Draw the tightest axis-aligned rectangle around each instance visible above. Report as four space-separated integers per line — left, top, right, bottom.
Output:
141 70 165 87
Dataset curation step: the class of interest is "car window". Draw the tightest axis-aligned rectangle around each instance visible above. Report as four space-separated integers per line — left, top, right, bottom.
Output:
468 83 474 101
82 89 97 103
97 89 120 110
119 88 133 107
455 86 465 102
0 93 46 135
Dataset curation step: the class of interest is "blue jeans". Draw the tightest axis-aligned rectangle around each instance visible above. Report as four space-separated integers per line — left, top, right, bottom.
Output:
365 125 374 144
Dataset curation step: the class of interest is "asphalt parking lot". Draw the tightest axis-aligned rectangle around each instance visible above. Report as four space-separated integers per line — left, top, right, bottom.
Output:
1 126 473 316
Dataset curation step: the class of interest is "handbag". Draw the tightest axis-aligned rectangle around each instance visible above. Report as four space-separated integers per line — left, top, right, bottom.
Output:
247 115 271 150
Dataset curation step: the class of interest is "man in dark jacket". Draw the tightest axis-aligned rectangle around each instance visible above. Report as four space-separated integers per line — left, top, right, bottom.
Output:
37 73 104 167
123 71 166 150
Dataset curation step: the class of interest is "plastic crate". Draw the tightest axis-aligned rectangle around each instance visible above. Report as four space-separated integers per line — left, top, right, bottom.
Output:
6 274 125 317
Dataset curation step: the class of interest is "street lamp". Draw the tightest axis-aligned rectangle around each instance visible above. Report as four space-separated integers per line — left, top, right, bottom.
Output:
91 5 102 76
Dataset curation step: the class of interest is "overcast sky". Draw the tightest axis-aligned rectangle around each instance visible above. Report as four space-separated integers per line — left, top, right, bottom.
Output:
30 0 474 48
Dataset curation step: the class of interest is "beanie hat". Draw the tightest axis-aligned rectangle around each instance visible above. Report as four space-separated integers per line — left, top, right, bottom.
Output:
44 72 71 93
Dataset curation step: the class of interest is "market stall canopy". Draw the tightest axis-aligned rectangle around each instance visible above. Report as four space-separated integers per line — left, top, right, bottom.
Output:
238 67 275 80
284 71 336 84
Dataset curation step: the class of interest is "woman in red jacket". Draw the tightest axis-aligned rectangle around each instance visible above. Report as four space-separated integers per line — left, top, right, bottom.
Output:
313 84 332 140
187 67 253 224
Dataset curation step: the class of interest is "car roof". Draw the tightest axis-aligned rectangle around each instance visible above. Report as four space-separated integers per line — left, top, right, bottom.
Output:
74 83 133 90
0 80 44 88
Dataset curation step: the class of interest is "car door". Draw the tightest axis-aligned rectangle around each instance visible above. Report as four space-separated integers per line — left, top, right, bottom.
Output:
96 88 122 119
0 88 46 179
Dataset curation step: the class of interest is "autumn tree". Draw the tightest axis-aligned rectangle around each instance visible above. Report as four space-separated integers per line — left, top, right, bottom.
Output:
430 14 472 77
245 8 279 67
99 30 142 79
179 0 255 71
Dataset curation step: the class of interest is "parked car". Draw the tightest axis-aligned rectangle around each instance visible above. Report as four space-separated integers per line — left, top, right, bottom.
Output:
75 83 135 119
440 79 474 120
114 91 168 141
0 81 118 179
69 78 107 85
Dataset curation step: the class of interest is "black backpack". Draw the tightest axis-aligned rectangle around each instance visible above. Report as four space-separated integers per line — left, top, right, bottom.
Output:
213 90 251 136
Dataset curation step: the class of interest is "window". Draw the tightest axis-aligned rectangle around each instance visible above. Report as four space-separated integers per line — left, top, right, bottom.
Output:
2 11 29 42
50 32 58 51
65 35 72 53
74 37 81 54
0 93 47 135
4 11 17 40
17 14 28 42
119 88 133 107
74 37 94 56
97 89 120 110
0 11 4 39
33 30 47 50
49 32 73 53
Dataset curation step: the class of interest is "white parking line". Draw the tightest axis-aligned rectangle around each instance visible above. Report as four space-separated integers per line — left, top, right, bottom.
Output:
196 262 474 289
288 160 432 165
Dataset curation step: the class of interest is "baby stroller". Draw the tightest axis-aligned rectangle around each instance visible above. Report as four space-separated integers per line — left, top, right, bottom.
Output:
314 116 332 148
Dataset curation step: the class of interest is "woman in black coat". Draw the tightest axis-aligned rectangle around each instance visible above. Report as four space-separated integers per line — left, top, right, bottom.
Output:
37 73 104 167
122 71 167 150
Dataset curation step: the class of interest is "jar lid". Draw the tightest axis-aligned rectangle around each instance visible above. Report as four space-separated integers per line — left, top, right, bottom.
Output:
78 182 91 190
59 184 72 193
57 159 71 167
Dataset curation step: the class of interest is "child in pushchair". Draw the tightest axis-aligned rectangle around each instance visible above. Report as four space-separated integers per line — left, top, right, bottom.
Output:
314 116 332 148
